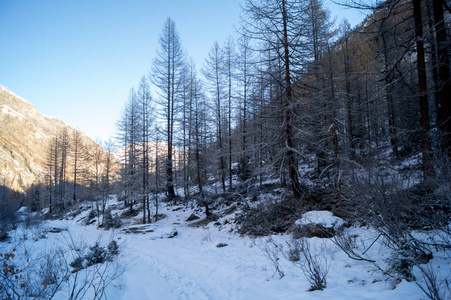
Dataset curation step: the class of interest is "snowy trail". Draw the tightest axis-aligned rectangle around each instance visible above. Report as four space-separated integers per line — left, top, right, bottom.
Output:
118 227 239 300
127 245 213 299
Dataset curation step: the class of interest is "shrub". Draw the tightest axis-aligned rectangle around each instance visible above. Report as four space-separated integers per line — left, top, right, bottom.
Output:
69 256 84 272
84 209 98 225
107 240 119 259
285 240 301 262
287 238 330 291
70 240 121 272
84 242 108 267
256 237 285 279
236 198 302 236
0 248 67 299
102 209 122 229
0 227 11 242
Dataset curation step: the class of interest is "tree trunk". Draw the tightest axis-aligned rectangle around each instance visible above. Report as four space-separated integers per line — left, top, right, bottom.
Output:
282 0 302 199
413 0 434 178
432 0 451 157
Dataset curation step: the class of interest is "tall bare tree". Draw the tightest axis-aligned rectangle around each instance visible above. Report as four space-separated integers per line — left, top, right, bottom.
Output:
203 41 227 192
151 17 186 199
242 0 311 198
236 35 254 183
222 36 237 189
413 0 434 177
137 76 154 223
117 89 141 211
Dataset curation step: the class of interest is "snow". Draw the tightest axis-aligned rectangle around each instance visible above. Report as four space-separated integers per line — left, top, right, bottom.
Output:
0 104 27 120
295 210 345 230
17 206 27 213
2 202 449 300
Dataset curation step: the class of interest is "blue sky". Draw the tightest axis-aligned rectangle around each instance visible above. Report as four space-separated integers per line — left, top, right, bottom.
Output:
0 0 365 142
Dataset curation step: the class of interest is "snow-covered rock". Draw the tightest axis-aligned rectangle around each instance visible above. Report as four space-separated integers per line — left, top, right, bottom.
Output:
292 210 345 238
121 224 178 239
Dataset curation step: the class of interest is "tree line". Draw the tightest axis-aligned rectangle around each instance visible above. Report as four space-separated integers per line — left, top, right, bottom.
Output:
17 128 116 219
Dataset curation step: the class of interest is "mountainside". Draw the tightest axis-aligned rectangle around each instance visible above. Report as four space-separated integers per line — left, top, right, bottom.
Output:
0 84 107 192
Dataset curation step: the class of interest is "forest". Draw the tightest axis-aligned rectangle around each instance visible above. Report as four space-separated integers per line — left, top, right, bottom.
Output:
1 0 450 299
113 0 450 223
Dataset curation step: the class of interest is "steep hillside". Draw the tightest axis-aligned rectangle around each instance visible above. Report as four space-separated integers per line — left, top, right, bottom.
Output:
0 84 108 192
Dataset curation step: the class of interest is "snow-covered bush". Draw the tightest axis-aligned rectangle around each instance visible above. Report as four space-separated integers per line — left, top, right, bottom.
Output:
85 242 108 267
102 208 122 229
0 229 123 300
256 237 285 279
285 239 301 262
65 238 123 300
70 256 85 272
332 231 375 263
387 246 417 281
0 247 68 299
416 264 451 300
288 238 330 291
84 209 98 225
107 240 119 258
31 228 47 241
70 240 120 271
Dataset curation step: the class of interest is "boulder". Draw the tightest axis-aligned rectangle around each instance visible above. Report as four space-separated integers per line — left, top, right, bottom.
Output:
47 227 68 233
121 224 178 239
292 211 345 238
186 214 200 221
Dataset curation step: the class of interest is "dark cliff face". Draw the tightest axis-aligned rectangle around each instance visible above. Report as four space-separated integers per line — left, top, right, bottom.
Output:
0 85 110 193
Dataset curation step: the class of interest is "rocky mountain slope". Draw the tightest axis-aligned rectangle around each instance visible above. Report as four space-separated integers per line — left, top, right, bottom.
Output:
0 84 108 192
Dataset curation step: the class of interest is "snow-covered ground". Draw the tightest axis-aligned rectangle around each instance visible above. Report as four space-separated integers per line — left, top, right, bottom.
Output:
2 200 450 300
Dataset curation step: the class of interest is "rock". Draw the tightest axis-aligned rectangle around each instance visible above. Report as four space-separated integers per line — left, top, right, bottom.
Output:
294 223 335 238
292 211 345 238
168 230 178 238
186 214 200 221
216 243 228 248
121 225 153 234
122 224 178 239
47 227 68 233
